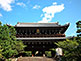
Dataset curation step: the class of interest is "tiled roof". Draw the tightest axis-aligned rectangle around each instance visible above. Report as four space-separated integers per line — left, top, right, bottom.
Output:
15 22 70 27
16 37 72 40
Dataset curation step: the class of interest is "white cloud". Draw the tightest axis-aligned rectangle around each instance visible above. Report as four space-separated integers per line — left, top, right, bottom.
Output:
33 5 40 9
16 2 26 7
53 2 57 5
38 2 64 23
0 13 2 17
0 0 15 11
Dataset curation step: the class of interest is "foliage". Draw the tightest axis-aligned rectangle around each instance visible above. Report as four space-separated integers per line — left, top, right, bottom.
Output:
76 21 81 37
0 22 25 59
55 39 81 61
54 20 81 61
0 46 3 58
45 51 52 57
6 59 11 61
25 51 32 56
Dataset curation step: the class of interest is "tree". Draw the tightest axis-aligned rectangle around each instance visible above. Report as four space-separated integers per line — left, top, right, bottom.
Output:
0 46 3 58
0 22 25 59
76 21 81 49
55 39 80 61
76 20 81 60
76 21 81 37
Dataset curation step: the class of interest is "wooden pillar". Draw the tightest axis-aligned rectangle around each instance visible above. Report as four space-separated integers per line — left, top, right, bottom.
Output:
51 50 56 57
32 50 35 57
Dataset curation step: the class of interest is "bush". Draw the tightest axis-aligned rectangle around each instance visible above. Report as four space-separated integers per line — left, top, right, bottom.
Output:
25 51 32 57
45 51 52 57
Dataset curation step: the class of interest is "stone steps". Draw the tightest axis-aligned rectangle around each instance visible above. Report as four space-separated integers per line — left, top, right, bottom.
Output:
17 57 56 61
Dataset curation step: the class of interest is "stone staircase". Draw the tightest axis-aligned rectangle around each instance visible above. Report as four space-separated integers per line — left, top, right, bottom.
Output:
17 57 56 61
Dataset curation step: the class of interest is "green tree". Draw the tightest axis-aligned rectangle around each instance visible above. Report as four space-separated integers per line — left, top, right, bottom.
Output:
0 22 25 59
76 20 81 60
55 39 80 61
0 46 3 58
76 21 81 37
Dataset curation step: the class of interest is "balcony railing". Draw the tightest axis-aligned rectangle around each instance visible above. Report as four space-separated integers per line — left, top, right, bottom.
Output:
16 34 65 38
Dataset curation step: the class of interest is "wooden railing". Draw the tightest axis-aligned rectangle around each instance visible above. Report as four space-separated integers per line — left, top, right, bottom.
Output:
16 34 65 38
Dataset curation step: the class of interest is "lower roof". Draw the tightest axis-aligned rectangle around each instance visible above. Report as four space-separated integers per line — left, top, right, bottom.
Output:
16 37 72 41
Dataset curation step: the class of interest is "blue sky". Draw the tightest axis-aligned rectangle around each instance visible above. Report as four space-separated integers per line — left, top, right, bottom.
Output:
0 0 81 36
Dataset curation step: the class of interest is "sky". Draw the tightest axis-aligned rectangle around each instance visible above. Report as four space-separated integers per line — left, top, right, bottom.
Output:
0 0 81 36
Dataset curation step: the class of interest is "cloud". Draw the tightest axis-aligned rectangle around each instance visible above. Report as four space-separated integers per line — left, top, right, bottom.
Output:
33 5 40 9
38 2 64 23
0 0 15 11
0 13 2 17
53 2 57 5
16 2 26 7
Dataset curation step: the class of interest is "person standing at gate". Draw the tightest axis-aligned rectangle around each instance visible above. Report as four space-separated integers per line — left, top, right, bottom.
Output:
56 48 62 61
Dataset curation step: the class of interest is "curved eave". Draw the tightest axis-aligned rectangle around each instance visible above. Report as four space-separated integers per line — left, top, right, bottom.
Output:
61 23 70 34
6 24 13 27
16 37 72 41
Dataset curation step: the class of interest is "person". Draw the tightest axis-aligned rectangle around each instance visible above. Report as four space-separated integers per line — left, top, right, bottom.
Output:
55 48 62 61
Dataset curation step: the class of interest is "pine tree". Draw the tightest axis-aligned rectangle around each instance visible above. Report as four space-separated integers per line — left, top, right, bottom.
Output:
76 21 81 60
76 21 81 37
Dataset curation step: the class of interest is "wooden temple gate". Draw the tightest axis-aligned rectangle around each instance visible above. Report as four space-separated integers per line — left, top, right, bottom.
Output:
7 22 70 57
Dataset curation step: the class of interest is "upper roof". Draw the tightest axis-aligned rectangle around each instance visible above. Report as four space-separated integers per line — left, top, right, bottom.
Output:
13 22 70 27
6 22 70 34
